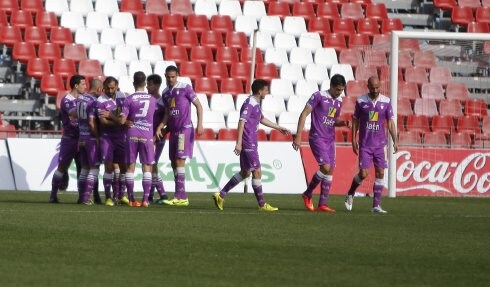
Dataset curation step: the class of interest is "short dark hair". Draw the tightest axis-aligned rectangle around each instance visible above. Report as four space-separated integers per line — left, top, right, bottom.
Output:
330 74 347 87
69 74 85 89
165 65 179 74
133 71 146 87
147 74 162 86
251 79 269 95
103 76 118 87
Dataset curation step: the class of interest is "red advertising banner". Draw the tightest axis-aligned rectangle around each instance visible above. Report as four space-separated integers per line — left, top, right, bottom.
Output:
300 146 490 197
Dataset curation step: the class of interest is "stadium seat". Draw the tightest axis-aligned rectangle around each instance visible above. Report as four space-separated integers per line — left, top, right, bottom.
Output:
292 2 315 21
290 47 314 68
151 29 174 48
100 29 125 49
202 110 226 133
269 129 294 141
120 0 144 15
218 0 242 21
0 26 22 47
234 15 258 37
175 30 199 51
252 31 274 51
114 44 138 65
467 21 490 32
38 43 61 63
195 128 216 140
429 66 452 86
476 7 490 24
12 42 36 63
86 12 110 33
41 74 65 96
381 18 404 34
317 2 341 19
433 0 457 12
136 13 160 32
190 46 214 67
29 0 47 13
397 51 414 70
295 79 319 98
88 44 113 65
194 0 218 20
45 0 69 17
278 111 301 133
332 18 356 38
398 82 420 101
399 131 422 146
241 48 264 64
226 110 240 128
287 95 309 113
118 75 134 94
308 17 332 36
195 77 219 96
210 93 236 116
165 45 189 65
180 62 204 81
264 47 288 68
355 65 378 81
242 1 266 22
458 0 482 9
348 33 371 50
464 99 488 118
482 116 490 134
372 34 391 53
398 98 414 117
196 93 210 111
204 62 229 82
339 48 363 69
399 39 421 53
139 45 164 65
221 78 244 96
125 29 150 50
365 3 388 22
95 0 119 16
216 47 239 68
330 64 355 82
270 79 295 101
405 66 429 85
229 62 252 84
110 12 135 33
340 3 364 21
314 48 339 69
273 32 297 52
323 33 347 52
224 32 248 52
161 14 185 35
187 14 210 35
298 32 323 53
439 99 464 117
70 0 94 17
35 11 58 31
60 11 84 33
27 58 51 80
283 16 308 38
259 16 283 36
406 115 430 135
280 63 305 85
304 63 330 85
268 1 291 19
210 15 234 34
75 28 99 49
53 58 76 79
414 98 439 117
79 59 103 78
421 83 445 101
262 94 287 117
451 7 474 27
446 83 470 101
154 60 177 76
346 80 367 97
217 128 238 140
357 18 380 38
431 115 455 135
0 124 16 139
450 132 472 148
255 63 279 81
414 51 437 69
145 0 169 16
103 59 128 79
10 10 34 30
200 30 225 51
364 50 387 68
49 27 73 46
24 27 47 47
423 131 448 147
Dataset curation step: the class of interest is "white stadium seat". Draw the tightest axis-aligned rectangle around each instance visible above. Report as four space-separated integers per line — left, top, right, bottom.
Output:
273 32 297 53
111 12 135 33
259 16 283 36
128 60 153 77
203 110 227 133
295 79 319 98
210 93 236 116
278 111 301 134
103 59 128 79
154 60 177 75
194 0 219 20
280 63 305 85
234 15 258 37
218 0 242 21
101 28 125 49
86 12 110 33
252 31 274 50
114 44 138 64
270 78 294 101
314 48 339 69
298 32 322 53
305 63 330 85
261 111 277 134
89 43 113 65
226 110 240 129
330 64 355 82
290 47 314 68
242 1 266 22
45 0 69 17
75 27 99 48
70 0 94 17
60 11 84 32
125 29 150 50
95 0 119 17
283 16 307 38
235 93 249 110
261 94 286 117
139 45 164 65
287 95 309 113
265 47 289 68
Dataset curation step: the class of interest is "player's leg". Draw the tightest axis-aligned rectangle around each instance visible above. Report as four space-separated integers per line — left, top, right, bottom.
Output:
302 139 329 211
152 140 167 203
100 136 115 205
49 138 77 203
124 138 139 206
317 142 336 212
345 147 372 211
371 148 388 213
212 168 250 210
251 168 278 212
139 139 156 207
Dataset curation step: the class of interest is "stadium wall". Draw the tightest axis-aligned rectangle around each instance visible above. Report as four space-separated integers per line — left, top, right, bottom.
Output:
0 139 15 190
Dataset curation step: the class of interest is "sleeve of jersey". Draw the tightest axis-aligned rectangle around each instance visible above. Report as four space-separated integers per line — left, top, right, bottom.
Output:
239 104 249 122
306 93 317 109
186 85 197 102
353 100 360 120
120 97 130 117
88 101 97 118
386 102 394 120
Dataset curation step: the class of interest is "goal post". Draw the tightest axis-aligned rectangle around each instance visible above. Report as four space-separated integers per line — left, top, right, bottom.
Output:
387 31 490 198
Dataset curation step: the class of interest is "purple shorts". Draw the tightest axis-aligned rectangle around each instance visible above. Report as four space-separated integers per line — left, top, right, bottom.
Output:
310 138 336 167
58 136 78 166
168 128 194 161
240 148 261 171
125 136 155 165
359 146 387 169
78 138 100 167
154 139 166 163
100 134 126 164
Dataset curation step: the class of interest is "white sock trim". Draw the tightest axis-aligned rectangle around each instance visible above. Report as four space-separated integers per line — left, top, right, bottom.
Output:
252 179 261 186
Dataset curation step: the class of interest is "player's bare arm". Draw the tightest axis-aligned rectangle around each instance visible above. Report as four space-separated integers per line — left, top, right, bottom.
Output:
293 106 311 151
156 107 169 140
260 117 291 135
234 120 245 155
335 118 351 128
351 118 359 155
192 98 204 136
388 119 398 153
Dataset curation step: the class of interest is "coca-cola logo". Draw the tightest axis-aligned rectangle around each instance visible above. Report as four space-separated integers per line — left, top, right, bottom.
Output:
396 151 490 194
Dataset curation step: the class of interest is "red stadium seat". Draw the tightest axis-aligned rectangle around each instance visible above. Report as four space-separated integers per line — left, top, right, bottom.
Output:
41 74 65 96
38 43 62 62
440 99 464 117
405 66 429 85
398 50 413 70
257 129 268 141
36 11 59 31
451 7 474 26
240 48 264 64
187 14 210 35
464 99 488 118
456 116 481 137
120 0 144 15
220 78 244 95
351 0 373 8
27 58 51 80
255 63 279 81
423 131 448 147
348 33 371 49
379 66 404 82
200 30 224 51
399 39 421 52
317 2 341 20
180 61 204 81
53 58 77 79
372 34 391 52
10 10 34 30
429 66 452 86
339 48 363 69
335 129 346 142
364 50 387 68
308 17 332 36
0 26 22 47
332 18 356 38
482 116 490 134
78 59 103 78
292 2 315 21
433 0 457 11
0 124 16 139
0 11 7 26
170 0 193 16
323 33 347 52
398 82 420 101
195 128 216 140
485 41 490 54
175 30 199 51
459 0 482 9
230 62 252 83
21 0 44 14
161 14 185 34
225 31 249 51
476 7 490 24
398 131 422 146
414 51 436 69
165 45 189 65
406 115 430 135
341 97 357 115
414 98 439 117
346 80 367 97
50 27 73 46
205 62 229 81
355 65 378 81
365 3 388 22
467 21 490 32
381 18 403 34
190 46 214 66
450 132 472 148
357 18 380 38
210 15 234 34
146 0 170 16
12 42 36 63
218 128 238 140
268 1 291 19
195 77 219 96
151 29 175 48
446 83 470 101
63 44 87 63
421 83 445 101
216 47 239 68
24 27 48 46
0 0 18 13
269 129 294 141
136 13 160 32
341 3 364 21
431 115 455 135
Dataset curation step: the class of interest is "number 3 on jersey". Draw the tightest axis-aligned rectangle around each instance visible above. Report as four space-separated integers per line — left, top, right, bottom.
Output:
136 99 150 117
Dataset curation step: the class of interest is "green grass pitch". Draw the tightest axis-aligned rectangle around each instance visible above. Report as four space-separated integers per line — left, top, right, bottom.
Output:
0 191 489 287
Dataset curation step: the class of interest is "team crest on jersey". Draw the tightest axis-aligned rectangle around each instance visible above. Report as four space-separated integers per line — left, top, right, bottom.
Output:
380 104 385 110
170 98 176 108
369 111 379 121
328 107 336 117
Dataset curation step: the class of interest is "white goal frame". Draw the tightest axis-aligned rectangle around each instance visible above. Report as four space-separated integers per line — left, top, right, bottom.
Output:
388 31 490 198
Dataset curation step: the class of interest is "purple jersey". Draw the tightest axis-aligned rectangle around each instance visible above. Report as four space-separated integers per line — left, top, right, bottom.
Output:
239 96 263 149
60 93 79 138
307 90 343 142
162 82 196 132
354 94 394 149
76 93 98 140
97 94 123 136
153 96 166 134
121 92 156 139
